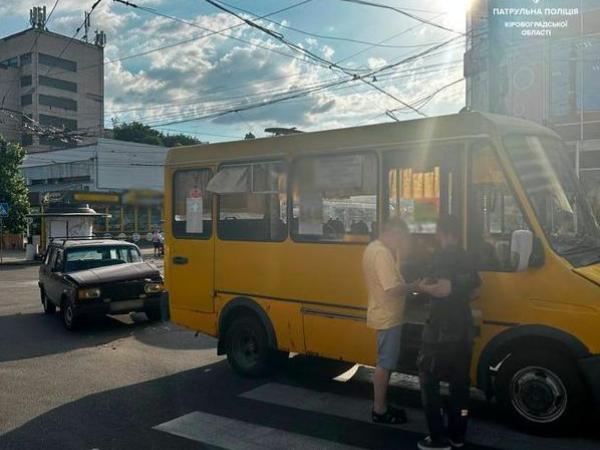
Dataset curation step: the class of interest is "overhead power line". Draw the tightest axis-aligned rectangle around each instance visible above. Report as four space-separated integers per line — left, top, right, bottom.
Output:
217 0 445 50
336 0 465 36
204 0 428 116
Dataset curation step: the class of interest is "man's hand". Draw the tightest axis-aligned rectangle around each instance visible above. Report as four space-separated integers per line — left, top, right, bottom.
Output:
417 278 452 298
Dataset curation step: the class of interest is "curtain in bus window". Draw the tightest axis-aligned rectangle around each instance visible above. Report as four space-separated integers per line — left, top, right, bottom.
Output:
206 166 249 194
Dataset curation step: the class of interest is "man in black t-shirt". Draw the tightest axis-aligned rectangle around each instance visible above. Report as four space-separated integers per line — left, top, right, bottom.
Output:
415 215 481 450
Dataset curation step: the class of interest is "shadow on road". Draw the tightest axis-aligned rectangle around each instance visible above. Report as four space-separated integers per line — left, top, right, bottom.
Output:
0 311 156 363
2 354 599 450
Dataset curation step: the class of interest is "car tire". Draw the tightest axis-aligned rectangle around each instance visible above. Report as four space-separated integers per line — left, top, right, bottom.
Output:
145 308 162 322
41 289 56 315
495 348 587 434
61 297 80 331
225 315 281 378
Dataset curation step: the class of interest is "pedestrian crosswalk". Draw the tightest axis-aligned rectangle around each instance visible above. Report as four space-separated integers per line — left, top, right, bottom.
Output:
152 371 582 450
155 411 363 450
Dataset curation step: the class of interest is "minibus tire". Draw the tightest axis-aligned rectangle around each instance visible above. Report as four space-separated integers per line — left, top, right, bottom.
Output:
225 316 276 377
495 349 586 434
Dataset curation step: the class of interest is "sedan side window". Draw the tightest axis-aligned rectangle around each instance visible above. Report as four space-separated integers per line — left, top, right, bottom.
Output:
54 250 64 272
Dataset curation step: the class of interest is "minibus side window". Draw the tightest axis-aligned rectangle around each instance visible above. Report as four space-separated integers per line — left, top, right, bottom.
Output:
291 153 377 243
172 169 213 239
468 145 528 271
212 161 287 242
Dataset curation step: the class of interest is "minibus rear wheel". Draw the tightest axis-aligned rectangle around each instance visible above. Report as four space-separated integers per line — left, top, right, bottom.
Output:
495 348 586 433
226 315 281 377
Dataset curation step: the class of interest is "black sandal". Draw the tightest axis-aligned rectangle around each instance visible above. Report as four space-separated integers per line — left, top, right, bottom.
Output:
372 406 408 425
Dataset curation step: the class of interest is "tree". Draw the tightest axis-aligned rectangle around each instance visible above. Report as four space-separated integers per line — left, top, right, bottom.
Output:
0 137 29 233
112 121 205 147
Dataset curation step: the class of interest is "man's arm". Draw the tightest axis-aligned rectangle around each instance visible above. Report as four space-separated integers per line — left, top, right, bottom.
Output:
375 252 408 299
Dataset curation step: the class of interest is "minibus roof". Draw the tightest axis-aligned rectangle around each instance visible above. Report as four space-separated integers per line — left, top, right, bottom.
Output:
166 112 559 166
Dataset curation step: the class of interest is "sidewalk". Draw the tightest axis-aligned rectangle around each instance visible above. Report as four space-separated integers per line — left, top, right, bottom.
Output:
0 249 39 266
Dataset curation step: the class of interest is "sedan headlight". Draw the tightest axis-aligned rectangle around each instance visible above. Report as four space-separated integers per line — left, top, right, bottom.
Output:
78 287 101 300
144 282 164 294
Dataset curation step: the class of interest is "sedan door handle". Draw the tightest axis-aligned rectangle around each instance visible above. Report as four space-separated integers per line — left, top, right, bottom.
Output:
172 256 188 265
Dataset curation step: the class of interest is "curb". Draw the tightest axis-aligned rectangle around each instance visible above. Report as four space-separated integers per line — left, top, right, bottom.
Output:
0 260 42 267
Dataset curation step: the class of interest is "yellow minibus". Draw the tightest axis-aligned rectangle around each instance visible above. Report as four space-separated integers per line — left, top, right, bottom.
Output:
164 112 600 432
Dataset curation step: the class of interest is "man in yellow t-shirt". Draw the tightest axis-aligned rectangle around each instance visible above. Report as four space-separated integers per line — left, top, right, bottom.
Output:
363 217 411 425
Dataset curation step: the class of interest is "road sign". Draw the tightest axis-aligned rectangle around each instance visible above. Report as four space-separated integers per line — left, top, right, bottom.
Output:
0 203 8 217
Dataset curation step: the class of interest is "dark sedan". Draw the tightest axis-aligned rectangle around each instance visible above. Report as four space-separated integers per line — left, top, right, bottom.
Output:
38 239 164 330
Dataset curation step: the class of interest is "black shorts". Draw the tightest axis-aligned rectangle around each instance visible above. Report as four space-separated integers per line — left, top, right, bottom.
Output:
153 242 160 249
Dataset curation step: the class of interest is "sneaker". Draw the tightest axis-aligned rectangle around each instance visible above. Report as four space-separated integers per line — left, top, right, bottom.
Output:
417 436 451 450
448 438 465 448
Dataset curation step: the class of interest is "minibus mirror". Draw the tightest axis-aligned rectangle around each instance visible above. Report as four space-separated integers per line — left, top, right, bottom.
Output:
510 230 533 272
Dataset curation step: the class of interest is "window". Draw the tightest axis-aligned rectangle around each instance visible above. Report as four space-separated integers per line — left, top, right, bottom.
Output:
64 246 142 272
292 153 377 243
20 75 32 87
21 134 33 146
172 169 212 239
54 249 64 271
388 166 441 234
39 94 77 111
469 143 528 271
39 76 77 93
211 161 287 241
0 56 18 68
20 53 31 66
38 53 76 72
39 114 77 131
21 94 32 106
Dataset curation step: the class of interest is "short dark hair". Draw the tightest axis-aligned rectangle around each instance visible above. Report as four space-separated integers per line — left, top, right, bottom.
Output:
382 217 409 234
436 215 461 237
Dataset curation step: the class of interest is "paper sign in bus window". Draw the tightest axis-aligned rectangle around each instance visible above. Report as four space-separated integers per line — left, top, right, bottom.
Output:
299 191 324 235
186 197 203 233
315 155 363 190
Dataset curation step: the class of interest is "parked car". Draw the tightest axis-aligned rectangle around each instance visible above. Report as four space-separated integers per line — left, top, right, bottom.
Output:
38 239 164 330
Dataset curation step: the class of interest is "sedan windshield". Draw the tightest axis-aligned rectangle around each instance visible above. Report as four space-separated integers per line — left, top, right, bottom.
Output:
64 246 142 272
504 135 600 266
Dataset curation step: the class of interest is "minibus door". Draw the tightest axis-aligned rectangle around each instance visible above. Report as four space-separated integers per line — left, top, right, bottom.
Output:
384 143 463 372
168 168 215 313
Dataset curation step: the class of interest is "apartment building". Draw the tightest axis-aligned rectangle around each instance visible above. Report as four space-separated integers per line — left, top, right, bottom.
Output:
0 7 104 152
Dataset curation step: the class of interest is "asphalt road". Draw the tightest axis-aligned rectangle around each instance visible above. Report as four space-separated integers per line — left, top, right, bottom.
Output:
0 262 598 450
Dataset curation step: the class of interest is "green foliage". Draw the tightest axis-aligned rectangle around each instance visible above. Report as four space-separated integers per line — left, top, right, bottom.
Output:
112 121 204 147
0 137 29 233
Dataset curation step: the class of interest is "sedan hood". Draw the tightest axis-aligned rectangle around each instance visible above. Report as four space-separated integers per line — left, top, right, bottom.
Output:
65 261 161 286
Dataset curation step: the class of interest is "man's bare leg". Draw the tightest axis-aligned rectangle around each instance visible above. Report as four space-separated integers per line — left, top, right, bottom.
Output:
373 365 391 414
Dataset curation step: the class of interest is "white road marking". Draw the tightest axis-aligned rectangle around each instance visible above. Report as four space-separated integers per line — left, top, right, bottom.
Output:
154 411 364 450
239 382 589 450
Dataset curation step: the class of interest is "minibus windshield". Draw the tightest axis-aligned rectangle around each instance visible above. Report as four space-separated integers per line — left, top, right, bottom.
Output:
504 135 600 266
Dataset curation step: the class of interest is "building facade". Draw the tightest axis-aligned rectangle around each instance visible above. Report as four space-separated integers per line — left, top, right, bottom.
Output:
21 138 169 243
0 10 104 152
465 0 600 214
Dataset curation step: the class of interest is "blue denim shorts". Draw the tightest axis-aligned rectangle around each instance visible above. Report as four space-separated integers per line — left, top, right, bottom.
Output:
376 325 402 370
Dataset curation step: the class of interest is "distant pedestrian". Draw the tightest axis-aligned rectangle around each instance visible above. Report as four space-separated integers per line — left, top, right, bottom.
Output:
414 215 481 450
362 217 413 425
152 228 160 257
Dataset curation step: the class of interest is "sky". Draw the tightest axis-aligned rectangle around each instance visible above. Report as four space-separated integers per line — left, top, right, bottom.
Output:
0 0 472 142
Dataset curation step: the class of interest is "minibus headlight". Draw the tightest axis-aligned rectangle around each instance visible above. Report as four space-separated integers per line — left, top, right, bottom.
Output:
144 282 164 294
78 287 101 300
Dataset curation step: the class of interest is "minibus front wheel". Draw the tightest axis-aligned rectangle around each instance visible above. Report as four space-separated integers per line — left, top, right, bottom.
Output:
225 315 287 377
495 348 586 433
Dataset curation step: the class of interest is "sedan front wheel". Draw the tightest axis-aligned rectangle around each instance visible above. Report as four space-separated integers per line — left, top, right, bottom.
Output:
61 297 80 331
